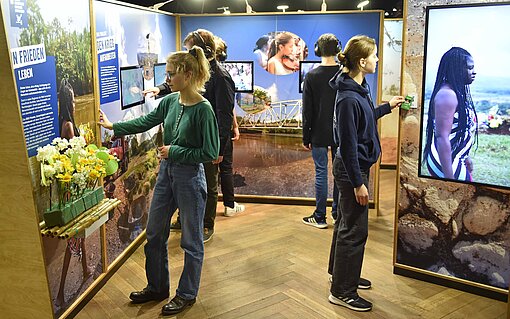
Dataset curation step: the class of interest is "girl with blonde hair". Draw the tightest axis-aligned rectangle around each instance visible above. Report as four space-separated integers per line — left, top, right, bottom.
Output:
99 46 219 316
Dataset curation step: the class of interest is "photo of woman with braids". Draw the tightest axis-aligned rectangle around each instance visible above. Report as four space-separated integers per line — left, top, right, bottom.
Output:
423 47 478 181
56 79 94 307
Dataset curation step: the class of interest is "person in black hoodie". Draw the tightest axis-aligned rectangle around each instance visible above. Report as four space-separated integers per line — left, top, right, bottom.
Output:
144 29 235 243
327 35 404 312
301 33 341 229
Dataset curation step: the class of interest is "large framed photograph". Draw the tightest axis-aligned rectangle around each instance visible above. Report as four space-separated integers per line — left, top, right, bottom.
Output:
418 2 510 190
220 61 254 93
298 61 321 93
120 66 145 110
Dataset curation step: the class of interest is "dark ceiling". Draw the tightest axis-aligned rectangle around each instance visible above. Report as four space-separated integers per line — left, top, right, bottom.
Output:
121 0 403 18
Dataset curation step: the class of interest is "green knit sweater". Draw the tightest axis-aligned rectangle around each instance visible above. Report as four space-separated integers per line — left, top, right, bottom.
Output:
113 92 219 164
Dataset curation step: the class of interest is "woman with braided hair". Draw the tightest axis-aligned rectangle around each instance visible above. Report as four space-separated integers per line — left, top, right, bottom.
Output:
423 47 478 181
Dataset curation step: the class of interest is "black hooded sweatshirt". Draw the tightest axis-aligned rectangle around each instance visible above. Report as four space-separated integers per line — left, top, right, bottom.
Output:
329 71 391 188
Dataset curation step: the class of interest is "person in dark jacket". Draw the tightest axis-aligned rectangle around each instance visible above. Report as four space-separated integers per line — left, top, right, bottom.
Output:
327 35 404 312
301 33 341 229
213 35 246 217
144 29 235 242
182 29 235 242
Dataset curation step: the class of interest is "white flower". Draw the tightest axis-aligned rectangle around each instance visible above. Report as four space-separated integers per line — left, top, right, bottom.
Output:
52 137 64 145
36 145 58 163
69 136 86 150
72 171 88 190
42 164 56 179
53 160 64 174
52 137 69 152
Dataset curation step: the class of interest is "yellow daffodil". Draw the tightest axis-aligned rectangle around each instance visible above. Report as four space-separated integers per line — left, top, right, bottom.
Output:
57 172 72 183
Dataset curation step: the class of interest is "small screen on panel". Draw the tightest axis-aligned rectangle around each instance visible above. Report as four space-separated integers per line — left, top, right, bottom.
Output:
120 66 145 109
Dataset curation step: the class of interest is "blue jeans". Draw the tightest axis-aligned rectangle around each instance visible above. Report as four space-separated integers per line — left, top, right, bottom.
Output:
311 146 339 219
144 159 207 300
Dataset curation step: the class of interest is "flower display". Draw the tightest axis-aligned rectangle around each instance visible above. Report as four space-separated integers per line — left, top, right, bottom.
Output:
36 136 119 210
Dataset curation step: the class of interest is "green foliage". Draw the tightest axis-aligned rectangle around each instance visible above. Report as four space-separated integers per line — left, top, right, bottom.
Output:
142 182 151 196
383 84 400 97
18 0 93 96
102 130 112 146
144 149 159 170
471 134 510 187
149 173 157 188
475 101 510 115
130 138 140 157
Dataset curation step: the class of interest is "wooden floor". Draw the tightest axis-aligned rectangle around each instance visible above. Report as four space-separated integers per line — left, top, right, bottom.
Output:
77 170 507 319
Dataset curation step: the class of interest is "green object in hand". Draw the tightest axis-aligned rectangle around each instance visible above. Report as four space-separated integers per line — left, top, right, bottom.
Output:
401 95 414 110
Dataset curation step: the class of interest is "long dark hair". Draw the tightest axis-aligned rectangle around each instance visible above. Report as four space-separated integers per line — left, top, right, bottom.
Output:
253 35 269 52
423 47 478 162
58 78 79 138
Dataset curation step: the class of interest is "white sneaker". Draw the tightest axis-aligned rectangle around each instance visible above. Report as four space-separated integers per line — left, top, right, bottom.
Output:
224 202 245 217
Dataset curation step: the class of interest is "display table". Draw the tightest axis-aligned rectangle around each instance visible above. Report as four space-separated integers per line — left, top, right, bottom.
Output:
40 198 121 239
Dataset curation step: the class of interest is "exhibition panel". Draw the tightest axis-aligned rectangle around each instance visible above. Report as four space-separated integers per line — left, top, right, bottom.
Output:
0 0 178 317
396 0 510 300
0 7 54 318
7 0 507 317
380 19 403 168
180 12 383 203
1 0 101 316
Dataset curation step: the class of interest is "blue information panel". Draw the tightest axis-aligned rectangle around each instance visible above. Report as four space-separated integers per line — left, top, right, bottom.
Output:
14 55 59 157
9 0 28 28
97 36 120 104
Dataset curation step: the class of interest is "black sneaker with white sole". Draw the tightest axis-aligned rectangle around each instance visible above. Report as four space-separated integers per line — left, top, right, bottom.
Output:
302 213 328 229
329 275 372 289
328 294 372 312
358 277 371 289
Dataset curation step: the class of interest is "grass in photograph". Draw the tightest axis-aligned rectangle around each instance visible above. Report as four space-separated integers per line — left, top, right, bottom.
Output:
471 133 510 188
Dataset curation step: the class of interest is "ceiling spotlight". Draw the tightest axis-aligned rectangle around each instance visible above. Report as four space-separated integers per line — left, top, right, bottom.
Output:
277 5 289 12
218 6 231 14
357 1 369 11
321 0 327 12
385 12 389 16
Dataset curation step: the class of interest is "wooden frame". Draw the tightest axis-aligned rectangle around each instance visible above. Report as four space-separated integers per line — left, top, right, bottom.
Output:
0 9 54 318
393 0 509 304
178 9 385 210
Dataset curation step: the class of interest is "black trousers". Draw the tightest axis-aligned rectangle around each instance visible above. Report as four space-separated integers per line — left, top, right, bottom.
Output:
219 138 235 208
328 157 369 298
203 161 219 229
177 138 234 229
